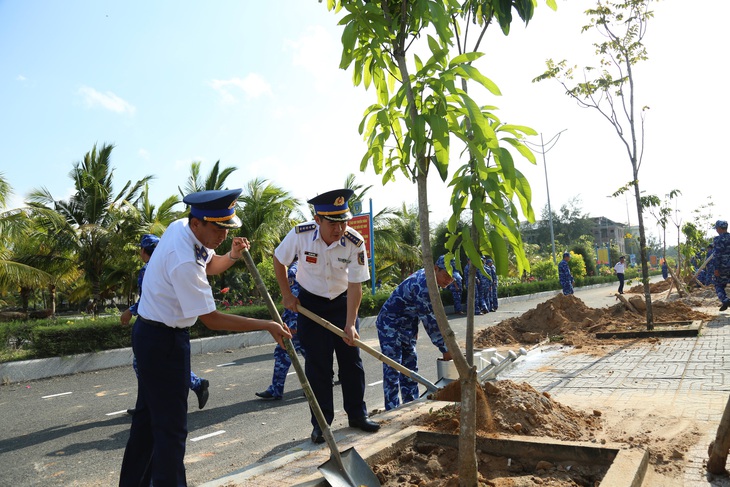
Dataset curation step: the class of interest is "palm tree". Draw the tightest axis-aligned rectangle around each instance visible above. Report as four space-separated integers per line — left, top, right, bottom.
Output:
0 176 54 300
126 183 182 236
378 203 423 281
238 178 302 263
0 209 53 295
28 143 153 315
0 172 10 208
179 160 238 196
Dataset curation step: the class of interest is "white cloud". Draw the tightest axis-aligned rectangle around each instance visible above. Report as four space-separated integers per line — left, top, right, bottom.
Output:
16 75 26 81
209 74 273 104
78 86 136 115
138 148 150 160
285 25 341 93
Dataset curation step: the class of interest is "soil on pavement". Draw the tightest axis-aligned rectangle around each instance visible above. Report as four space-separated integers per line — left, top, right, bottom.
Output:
371 281 718 486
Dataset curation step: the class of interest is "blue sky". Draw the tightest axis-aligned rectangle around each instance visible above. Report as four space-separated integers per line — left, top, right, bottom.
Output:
1 0 727 242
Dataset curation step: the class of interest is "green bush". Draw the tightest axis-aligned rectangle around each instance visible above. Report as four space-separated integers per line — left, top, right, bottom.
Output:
32 317 131 358
531 260 558 280
0 320 37 350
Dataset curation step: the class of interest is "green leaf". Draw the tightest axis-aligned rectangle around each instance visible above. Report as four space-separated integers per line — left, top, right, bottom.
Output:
456 65 501 96
501 137 536 164
363 56 373 89
339 22 357 70
513 169 536 223
488 230 509 275
448 52 484 68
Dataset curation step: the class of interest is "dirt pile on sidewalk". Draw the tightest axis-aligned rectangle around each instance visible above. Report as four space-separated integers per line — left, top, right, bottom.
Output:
473 293 713 349
627 279 672 293
383 380 700 486
374 380 606 486
421 379 602 441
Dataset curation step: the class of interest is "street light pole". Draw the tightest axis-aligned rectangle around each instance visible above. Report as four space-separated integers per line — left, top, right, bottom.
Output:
525 130 567 265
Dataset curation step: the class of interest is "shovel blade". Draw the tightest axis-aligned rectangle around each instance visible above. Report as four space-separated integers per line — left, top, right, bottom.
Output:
318 447 381 487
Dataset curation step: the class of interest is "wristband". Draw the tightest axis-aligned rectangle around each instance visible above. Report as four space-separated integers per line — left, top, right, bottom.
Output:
228 251 241 261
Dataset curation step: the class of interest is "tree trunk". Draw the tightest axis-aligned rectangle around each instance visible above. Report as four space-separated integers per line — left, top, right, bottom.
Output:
20 287 30 314
708 394 730 474
458 365 479 487
49 284 56 318
633 181 654 330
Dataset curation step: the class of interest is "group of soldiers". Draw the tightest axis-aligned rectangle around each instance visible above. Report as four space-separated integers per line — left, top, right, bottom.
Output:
446 255 499 315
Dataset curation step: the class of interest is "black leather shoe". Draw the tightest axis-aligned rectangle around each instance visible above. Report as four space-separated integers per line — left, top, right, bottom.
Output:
348 416 380 432
195 379 209 409
126 408 136 415
721 302 729 312
311 426 325 444
255 390 282 401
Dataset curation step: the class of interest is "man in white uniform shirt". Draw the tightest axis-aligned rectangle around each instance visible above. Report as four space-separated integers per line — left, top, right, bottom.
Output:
614 255 626 294
119 188 290 487
274 188 379 444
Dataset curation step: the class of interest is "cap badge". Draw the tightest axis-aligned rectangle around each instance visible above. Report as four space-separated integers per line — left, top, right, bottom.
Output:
334 196 345 206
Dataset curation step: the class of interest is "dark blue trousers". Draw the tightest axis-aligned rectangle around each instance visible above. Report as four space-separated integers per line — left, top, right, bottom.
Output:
297 288 367 428
119 318 190 487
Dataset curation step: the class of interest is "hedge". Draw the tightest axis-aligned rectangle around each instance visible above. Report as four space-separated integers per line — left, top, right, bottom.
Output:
0 268 658 362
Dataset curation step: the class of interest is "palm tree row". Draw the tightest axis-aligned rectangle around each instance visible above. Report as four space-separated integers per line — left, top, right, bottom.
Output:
0 145 439 317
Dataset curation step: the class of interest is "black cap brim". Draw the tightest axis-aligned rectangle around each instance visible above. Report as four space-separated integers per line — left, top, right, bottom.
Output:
211 215 242 229
319 211 352 222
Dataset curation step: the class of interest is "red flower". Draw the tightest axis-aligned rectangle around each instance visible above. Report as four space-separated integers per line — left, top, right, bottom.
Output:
221 287 230 294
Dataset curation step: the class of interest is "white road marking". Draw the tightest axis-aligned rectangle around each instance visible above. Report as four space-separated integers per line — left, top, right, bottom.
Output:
217 362 236 367
368 380 383 387
42 392 72 399
106 410 129 416
190 430 226 442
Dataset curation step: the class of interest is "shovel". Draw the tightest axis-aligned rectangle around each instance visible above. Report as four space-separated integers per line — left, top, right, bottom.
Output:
297 305 440 394
240 250 380 487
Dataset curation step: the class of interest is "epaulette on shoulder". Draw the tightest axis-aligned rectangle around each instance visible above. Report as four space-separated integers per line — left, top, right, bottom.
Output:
344 230 363 247
295 223 316 234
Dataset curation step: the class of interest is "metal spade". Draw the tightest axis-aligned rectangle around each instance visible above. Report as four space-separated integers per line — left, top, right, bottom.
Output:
241 250 380 487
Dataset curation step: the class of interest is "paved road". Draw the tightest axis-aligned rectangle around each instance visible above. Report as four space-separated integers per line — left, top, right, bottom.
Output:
0 282 632 486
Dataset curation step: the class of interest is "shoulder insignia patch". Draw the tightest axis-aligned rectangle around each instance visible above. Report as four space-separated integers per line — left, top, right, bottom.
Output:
344 231 363 247
194 244 208 268
295 223 316 234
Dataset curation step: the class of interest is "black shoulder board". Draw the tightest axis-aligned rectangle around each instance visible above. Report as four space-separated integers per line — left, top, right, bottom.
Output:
295 223 316 234
344 231 363 247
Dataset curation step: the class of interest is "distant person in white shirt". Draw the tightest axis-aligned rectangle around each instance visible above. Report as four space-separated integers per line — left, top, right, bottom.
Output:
614 255 626 294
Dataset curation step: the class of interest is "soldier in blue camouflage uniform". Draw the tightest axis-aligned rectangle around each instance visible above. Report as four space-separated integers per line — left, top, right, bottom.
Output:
558 251 574 295
484 256 498 311
376 256 454 410
446 259 464 315
712 220 730 311
256 258 305 400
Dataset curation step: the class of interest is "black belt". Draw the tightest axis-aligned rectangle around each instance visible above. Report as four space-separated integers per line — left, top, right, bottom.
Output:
139 316 186 332
298 287 347 301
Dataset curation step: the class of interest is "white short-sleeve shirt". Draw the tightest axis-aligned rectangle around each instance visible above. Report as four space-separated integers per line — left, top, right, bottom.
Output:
138 219 217 328
274 221 370 300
